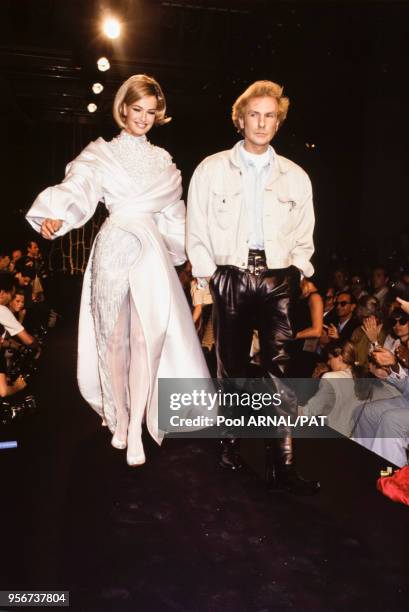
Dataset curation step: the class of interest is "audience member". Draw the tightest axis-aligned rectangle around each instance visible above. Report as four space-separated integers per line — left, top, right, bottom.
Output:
327 291 359 343
0 250 10 273
332 267 349 293
371 265 391 309
0 273 36 348
351 272 368 302
8 290 26 324
351 295 386 369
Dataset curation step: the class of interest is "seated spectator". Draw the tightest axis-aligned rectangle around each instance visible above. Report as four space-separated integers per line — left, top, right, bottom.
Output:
384 308 409 353
24 240 48 295
8 248 23 273
13 263 36 310
351 272 368 302
303 341 402 440
0 250 10 273
332 267 350 293
8 290 26 325
0 346 27 398
353 346 409 467
0 273 36 348
315 287 337 360
351 295 387 369
371 265 391 310
322 286 337 325
327 291 359 343
300 341 362 437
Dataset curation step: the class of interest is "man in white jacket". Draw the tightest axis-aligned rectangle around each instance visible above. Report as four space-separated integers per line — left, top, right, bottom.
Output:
187 80 318 494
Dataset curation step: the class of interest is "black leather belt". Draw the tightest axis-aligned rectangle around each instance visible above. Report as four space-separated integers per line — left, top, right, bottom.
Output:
246 249 268 276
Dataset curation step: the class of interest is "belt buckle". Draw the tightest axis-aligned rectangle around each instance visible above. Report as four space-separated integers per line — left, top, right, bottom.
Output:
253 254 264 276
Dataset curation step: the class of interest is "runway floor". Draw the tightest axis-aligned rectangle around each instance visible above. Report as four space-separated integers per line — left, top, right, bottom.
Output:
1 323 409 611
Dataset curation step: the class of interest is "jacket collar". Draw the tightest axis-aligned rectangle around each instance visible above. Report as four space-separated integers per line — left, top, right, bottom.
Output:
229 140 290 186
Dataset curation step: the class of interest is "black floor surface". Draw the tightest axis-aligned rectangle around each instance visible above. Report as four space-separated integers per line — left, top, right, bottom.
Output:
1 324 409 611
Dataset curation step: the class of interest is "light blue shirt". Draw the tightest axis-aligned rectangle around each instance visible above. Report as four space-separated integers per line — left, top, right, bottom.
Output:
239 141 275 249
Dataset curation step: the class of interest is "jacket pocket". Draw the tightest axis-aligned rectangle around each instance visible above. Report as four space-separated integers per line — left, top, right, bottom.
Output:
210 191 240 230
277 195 297 235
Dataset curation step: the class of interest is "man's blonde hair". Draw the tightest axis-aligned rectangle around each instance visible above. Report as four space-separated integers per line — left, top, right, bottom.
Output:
113 74 171 128
232 80 289 133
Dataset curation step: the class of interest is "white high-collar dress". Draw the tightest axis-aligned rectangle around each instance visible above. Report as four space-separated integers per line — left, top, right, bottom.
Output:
26 130 209 463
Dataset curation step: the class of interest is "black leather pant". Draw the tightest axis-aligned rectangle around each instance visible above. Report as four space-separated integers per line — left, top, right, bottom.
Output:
210 262 299 379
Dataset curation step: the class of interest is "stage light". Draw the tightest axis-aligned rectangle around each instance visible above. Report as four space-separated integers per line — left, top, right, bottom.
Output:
0 441 18 450
103 17 121 39
97 57 110 72
87 103 98 113
92 82 104 94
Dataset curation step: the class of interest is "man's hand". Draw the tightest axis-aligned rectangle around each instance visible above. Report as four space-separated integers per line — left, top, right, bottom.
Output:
327 323 340 340
368 361 389 380
40 218 63 240
371 347 397 368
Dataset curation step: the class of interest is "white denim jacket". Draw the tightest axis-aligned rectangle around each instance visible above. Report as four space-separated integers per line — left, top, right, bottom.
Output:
186 141 315 279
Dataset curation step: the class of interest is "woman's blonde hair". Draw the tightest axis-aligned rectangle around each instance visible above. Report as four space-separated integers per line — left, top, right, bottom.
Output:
232 80 289 134
113 74 171 128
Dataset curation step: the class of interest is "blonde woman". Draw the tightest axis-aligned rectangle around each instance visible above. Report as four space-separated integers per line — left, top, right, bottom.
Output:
26 75 209 466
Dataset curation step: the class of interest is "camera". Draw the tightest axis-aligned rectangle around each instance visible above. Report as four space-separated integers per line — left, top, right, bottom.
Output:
0 395 37 426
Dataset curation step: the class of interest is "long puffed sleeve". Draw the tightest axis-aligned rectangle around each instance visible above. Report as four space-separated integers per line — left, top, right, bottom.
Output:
155 198 187 266
26 145 104 238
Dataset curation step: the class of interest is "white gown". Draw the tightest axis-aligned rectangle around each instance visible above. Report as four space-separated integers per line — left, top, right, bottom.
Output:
26 130 210 459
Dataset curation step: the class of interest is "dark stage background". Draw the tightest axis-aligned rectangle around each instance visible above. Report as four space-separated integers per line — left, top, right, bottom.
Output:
1 0 409 279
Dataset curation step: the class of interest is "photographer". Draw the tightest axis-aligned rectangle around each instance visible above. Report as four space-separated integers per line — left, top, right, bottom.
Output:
0 273 37 349
0 348 26 398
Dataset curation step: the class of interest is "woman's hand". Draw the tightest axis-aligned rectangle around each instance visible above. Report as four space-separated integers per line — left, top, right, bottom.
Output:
40 218 63 240
362 315 381 343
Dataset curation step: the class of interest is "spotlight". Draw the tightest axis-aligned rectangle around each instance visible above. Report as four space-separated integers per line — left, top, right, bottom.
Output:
103 17 121 39
97 57 110 72
92 82 104 94
87 103 97 113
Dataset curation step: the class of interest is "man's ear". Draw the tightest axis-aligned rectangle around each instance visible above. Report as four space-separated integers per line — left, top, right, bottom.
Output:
238 116 244 131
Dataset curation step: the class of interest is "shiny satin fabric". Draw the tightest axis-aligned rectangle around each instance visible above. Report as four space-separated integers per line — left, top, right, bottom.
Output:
210 265 299 379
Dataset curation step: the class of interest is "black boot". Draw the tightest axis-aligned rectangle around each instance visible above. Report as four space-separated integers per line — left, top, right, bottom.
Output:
271 436 320 495
219 438 242 470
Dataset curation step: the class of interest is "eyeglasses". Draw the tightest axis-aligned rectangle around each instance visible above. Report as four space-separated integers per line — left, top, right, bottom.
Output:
325 294 334 300
334 301 351 307
392 317 409 326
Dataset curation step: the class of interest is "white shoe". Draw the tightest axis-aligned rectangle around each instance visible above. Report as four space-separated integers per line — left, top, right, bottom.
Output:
126 425 145 466
111 435 127 450
126 452 146 467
